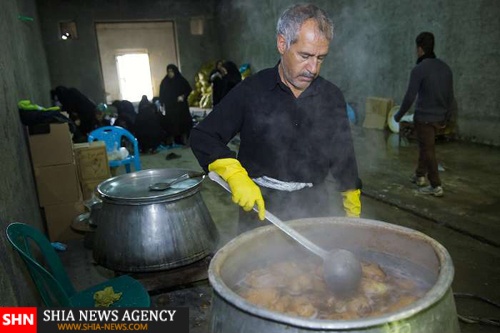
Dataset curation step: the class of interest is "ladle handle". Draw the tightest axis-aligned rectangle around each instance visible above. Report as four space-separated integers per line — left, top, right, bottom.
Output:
208 171 329 259
149 173 190 191
165 173 191 186
149 172 205 191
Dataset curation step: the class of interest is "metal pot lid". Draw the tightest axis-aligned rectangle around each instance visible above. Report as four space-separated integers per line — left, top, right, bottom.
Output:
97 168 205 203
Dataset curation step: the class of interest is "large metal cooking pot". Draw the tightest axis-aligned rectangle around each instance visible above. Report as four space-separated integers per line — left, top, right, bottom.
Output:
93 168 218 272
209 217 459 333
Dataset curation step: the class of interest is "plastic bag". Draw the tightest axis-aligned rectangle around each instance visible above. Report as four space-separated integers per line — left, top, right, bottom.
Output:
107 143 130 161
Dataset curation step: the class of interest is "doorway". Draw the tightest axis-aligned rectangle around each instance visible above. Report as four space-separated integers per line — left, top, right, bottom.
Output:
115 52 154 102
95 22 179 103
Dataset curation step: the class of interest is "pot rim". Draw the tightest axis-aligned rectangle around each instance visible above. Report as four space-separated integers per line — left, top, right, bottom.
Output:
208 217 454 330
97 168 204 204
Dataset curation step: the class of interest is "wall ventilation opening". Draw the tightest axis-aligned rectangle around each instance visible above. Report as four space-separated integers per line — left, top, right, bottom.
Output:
190 18 204 35
59 22 78 40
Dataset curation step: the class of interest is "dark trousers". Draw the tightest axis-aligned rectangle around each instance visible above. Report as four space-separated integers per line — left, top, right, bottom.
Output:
238 182 339 234
415 121 442 187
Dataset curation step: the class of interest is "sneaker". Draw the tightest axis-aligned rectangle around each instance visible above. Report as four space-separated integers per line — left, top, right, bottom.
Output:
410 175 426 187
419 185 444 197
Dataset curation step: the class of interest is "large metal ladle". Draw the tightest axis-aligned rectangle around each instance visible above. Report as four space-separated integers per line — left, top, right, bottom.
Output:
209 172 363 297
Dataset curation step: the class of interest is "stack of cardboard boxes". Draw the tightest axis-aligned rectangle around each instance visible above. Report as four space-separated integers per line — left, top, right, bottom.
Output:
29 123 85 242
363 97 394 130
28 123 111 242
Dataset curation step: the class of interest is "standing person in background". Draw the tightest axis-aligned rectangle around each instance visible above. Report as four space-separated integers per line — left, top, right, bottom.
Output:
190 4 361 234
394 32 455 197
159 64 193 146
209 60 225 106
220 61 242 99
210 61 243 106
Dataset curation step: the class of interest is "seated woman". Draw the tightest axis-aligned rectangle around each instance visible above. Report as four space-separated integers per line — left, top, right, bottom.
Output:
134 103 164 154
69 112 87 143
112 100 137 131
92 103 111 129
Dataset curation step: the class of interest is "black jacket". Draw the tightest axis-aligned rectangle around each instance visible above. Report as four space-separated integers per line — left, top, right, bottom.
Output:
396 57 454 123
190 64 361 191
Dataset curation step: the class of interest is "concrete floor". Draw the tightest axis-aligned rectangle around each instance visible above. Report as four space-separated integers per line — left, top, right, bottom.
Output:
61 126 500 333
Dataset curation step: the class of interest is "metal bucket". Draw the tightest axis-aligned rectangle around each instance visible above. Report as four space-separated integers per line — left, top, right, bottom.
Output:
93 168 218 272
209 217 460 333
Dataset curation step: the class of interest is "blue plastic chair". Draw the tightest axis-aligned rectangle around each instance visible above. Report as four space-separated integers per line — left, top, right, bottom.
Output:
88 126 141 173
6 223 150 307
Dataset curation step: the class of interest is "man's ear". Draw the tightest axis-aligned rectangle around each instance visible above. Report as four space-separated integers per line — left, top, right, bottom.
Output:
277 34 287 55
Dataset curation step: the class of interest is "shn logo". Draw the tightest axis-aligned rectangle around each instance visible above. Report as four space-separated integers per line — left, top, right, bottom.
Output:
2 314 34 325
0 308 37 333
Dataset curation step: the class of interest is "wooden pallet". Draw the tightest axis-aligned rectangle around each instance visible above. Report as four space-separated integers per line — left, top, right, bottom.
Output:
127 255 212 292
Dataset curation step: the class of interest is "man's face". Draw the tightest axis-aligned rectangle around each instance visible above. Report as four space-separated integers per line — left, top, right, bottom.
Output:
278 19 330 92
416 46 425 58
168 69 175 79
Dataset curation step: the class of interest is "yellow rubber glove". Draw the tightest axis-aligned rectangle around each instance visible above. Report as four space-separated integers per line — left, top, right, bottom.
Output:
209 158 265 220
342 189 361 218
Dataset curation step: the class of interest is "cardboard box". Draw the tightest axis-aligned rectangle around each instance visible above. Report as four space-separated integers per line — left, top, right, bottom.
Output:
363 97 394 130
34 163 81 206
44 201 86 242
74 141 111 181
29 123 74 167
81 179 105 201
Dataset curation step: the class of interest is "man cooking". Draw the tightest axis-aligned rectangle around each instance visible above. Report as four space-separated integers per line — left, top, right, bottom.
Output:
190 3 361 233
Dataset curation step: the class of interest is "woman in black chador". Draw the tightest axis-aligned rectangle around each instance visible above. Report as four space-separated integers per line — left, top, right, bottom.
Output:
209 61 242 106
221 61 242 98
134 102 163 154
209 60 225 106
159 64 192 145
112 100 136 131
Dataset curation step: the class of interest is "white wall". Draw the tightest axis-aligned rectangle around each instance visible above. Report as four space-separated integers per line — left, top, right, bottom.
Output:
96 21 178 101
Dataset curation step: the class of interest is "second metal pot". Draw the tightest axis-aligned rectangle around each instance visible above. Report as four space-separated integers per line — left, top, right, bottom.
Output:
92 168 219 272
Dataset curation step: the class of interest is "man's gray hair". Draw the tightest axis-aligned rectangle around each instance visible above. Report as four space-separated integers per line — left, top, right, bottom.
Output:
276 3 334 49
